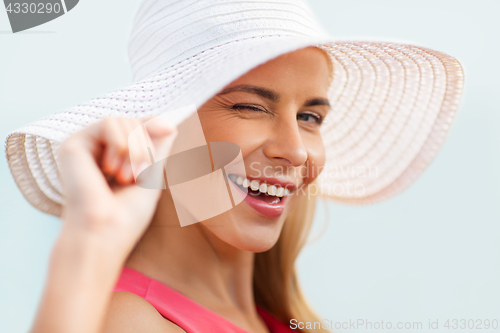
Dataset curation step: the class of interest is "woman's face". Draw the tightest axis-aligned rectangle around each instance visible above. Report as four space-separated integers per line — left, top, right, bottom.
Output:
162 46 331 252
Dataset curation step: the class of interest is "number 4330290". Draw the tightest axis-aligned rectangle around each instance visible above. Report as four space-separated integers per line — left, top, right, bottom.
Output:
6 2 62 14
444 319 498 330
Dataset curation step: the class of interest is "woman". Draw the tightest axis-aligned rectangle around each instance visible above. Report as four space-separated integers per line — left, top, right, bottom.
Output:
5 1 464 333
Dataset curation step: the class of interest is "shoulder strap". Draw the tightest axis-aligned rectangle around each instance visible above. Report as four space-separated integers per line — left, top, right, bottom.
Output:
113 266 253 333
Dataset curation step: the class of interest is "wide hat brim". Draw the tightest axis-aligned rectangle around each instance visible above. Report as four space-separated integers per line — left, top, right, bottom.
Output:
5 35 464 216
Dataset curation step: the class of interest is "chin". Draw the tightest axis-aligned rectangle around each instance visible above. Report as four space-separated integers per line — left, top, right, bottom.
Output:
201 206 288 253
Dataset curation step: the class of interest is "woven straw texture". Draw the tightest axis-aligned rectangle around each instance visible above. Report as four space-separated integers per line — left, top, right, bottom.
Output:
4 0 464 216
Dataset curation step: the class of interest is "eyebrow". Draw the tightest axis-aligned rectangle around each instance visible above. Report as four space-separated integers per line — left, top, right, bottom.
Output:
216 84 331 109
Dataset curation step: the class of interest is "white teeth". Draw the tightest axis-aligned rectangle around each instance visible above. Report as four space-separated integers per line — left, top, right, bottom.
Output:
267 185 277 196
229 175 291 197
250 180 260 191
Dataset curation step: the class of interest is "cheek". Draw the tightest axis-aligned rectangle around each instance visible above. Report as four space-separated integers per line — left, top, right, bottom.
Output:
305 135 326 183
201 115 265 156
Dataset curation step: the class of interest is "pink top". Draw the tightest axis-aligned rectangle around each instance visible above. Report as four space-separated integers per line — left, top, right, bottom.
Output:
112 266 293 333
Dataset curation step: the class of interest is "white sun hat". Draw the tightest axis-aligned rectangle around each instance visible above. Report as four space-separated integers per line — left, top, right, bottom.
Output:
5 0 464 216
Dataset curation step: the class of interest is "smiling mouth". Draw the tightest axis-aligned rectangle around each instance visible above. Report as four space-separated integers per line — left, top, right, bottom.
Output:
227 174 291 207
243 184 282 204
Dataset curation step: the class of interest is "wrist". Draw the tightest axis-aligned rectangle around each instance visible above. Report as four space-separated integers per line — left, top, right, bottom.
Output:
57 218 130 267
60 206 134 254
31 217 131 333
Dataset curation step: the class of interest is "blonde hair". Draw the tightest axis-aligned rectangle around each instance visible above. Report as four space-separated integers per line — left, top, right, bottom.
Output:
253 184 329 332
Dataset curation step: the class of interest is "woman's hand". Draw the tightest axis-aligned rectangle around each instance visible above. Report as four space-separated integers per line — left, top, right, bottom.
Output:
57 117 177 256
30 116 177 333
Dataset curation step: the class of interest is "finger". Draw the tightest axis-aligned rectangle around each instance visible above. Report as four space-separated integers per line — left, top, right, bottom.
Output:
99 119 130 177
142 114 178 163
127 119 164 184
114 162 168 226
114 119 142 185
113 118 159 186
143 114 176 138
115 156 133 185
57 126 111 202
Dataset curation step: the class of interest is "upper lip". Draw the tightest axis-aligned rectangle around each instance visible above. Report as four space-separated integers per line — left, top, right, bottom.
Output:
233 174 297 192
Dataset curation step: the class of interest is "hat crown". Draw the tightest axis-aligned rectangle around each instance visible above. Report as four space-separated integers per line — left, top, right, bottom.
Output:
128 0 328 82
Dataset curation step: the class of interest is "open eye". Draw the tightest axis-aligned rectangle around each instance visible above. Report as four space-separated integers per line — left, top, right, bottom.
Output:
297 112 323 125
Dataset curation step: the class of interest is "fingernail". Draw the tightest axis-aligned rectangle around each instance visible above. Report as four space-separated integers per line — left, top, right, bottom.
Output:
146 116 177 136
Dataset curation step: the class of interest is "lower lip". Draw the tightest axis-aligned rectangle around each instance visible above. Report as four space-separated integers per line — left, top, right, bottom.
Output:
230 181 287 218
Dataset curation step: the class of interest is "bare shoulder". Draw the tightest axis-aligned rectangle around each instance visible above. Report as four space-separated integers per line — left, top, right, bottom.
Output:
100 291 185 333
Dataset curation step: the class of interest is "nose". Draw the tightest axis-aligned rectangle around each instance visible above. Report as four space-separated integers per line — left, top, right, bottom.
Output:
262 114 308 167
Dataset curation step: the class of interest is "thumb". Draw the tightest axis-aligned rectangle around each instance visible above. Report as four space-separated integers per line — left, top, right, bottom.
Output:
128 115 178 186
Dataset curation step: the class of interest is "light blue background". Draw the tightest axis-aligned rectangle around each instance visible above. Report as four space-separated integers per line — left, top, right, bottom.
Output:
1 1 499 332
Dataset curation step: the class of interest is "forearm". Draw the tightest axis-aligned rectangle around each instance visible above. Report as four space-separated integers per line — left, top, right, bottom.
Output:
30 222 129 333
